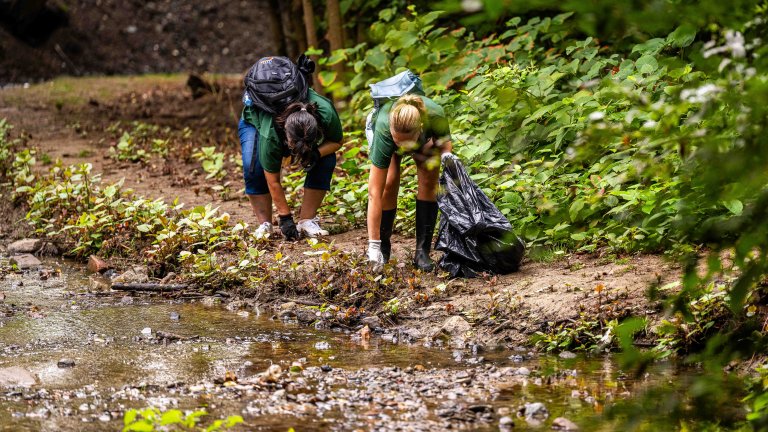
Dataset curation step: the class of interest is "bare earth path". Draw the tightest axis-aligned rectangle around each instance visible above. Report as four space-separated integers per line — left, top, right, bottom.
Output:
0 76 679 346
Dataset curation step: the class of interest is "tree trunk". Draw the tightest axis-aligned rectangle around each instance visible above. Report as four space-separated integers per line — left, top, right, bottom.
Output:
325 0 345 79
292 0 307 55
301 0 320 86
279 0 300 59
268 0 286 55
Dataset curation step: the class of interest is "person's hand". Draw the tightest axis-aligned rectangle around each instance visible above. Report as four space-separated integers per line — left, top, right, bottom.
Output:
278 214 300 240
367 240 385 272
303 148 321 172
413 139 441 164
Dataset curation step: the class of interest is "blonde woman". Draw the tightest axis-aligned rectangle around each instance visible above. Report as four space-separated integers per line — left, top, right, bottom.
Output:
366 94 452 271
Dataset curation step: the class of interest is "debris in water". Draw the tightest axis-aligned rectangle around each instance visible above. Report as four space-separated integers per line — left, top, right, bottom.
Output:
57 359 76 368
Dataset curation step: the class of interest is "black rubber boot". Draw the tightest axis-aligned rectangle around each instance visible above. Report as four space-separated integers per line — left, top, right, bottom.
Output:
414 200 438 271
380 209 397 262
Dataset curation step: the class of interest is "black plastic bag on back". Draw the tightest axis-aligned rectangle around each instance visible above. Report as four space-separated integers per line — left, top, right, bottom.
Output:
435 154 525 278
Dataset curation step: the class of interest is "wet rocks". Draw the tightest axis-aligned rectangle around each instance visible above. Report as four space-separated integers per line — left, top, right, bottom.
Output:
295 309 317 323
0 366 37 387
314 341 330 350
89 275 111 291
438 315 472 338
552 417 580 430
499 415 515 429
559 351 577 359
361 315 382 330
520 402 549 421
7 239 42 254
10 254 42 270
112 266 149 284
86 255 111 274
57 358 76 368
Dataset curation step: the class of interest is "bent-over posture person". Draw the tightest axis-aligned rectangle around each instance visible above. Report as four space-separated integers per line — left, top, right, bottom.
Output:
366 94 452 271
239 84 343 240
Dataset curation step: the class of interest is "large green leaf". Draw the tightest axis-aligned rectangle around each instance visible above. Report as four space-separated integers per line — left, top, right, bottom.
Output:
667 24 697 48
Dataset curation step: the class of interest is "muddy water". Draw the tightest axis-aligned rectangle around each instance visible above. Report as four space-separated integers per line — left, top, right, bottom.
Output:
0 259 682 431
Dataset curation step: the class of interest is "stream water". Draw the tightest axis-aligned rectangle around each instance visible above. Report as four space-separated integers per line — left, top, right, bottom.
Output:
0 258 689 431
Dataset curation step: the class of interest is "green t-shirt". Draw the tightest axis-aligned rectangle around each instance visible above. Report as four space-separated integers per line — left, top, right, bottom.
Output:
369 95 450 169
242 89 343 173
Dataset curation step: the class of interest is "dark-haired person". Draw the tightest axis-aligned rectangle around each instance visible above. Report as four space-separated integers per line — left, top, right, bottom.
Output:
366 94 452 271
238 89 343 240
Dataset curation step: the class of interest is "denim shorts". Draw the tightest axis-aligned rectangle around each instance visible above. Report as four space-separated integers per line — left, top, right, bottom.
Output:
238 118 336 195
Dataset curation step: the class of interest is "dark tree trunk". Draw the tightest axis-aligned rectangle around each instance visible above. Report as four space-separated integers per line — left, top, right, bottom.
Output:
301 0 320 85
325 0 345 78
268 0 286 55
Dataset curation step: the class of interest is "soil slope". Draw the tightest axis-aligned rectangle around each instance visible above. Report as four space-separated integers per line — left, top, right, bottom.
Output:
0 0 276 84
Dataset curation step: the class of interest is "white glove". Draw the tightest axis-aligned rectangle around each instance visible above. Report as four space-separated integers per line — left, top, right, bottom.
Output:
367 240 385 271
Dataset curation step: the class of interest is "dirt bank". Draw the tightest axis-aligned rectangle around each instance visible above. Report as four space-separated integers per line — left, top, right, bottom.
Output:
0 0 276 84
0 76 679 349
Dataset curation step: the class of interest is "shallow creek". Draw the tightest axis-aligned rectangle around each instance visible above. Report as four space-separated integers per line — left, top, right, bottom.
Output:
0 259 684 431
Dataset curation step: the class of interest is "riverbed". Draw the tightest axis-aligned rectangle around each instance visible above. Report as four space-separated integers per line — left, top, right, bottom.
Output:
0 258 686 431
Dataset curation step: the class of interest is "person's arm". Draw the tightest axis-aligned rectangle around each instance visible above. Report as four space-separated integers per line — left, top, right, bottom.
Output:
264 170 290 216
318 140 342 157
436 137 453 154
367 164 388 240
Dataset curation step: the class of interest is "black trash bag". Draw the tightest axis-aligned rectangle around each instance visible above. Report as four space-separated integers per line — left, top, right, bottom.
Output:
435 154 525 278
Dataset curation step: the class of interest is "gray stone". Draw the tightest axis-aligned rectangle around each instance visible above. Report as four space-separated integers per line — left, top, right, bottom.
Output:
112 266 149 284
10 254 42 269
400 327 424 341
522 402 549 420
499 415 514 429
89 275 111 291
295 309 316 323
7 239 42 254
0 366 37 387
515 367 531 376
552 417 579 430
439 316 472 337
361 315 382 330
559 351 577 359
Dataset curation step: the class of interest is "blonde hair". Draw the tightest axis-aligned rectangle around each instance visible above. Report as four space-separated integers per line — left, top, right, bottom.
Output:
390 94 426 134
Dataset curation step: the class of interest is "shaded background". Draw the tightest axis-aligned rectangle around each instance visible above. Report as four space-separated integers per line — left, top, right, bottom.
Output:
0 0 280 84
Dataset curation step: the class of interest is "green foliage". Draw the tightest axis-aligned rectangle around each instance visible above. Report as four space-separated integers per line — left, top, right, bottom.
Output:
532 313 618 352
108 122 176 162
192 146 227 180
122 407 243 432
111 132 149 162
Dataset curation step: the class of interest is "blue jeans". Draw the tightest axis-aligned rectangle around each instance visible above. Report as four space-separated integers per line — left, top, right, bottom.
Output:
238 118 336 195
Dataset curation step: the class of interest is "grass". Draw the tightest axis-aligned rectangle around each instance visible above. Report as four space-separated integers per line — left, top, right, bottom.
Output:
527 245 564 263
0 73 241 109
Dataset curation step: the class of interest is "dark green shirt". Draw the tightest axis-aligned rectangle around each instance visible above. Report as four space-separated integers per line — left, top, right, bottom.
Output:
242 89 343 173
369 95 450 169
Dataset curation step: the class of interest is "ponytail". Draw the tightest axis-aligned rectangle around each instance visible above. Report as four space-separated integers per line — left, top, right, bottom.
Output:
276 101 322 168
390 94 426 134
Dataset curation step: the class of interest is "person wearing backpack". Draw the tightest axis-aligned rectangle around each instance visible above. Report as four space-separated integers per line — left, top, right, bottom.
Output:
365 81 452 272
238 56 343 240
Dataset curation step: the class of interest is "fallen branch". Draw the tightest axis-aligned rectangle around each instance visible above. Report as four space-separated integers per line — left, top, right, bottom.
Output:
111 283 188 292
